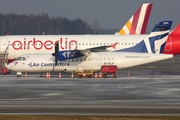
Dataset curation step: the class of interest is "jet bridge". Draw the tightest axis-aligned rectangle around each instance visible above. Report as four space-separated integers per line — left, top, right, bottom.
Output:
0 39 9 74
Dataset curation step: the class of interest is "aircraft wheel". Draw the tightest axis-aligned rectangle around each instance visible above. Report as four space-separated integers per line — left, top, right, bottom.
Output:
17 74 22 77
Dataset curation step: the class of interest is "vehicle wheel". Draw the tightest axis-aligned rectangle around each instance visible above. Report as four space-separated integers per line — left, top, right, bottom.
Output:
113 75 116 78
103 74 107 78
112 74 116 78
78 75 82 78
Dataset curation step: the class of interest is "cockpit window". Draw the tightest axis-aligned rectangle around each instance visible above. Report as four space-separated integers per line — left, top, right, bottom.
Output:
23 57 26 61
15 57 26 61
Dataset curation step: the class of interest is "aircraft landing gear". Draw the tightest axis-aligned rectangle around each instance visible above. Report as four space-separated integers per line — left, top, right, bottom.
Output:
16 72 22 77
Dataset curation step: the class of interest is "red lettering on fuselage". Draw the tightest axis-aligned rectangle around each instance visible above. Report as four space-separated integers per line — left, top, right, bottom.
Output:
11 38 78 50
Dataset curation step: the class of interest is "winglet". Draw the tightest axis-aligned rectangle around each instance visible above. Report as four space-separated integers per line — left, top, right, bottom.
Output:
117 3 152 35
6 33 9 36
111 42 118 49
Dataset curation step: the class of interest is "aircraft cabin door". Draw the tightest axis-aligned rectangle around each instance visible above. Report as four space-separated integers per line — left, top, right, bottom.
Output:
118 53 123 69
0 39 8 52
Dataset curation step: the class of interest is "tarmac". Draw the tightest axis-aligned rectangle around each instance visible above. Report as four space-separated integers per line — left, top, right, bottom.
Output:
0 69 180 115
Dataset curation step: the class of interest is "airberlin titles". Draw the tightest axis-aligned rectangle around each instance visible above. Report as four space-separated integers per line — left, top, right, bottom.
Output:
10 38 78 50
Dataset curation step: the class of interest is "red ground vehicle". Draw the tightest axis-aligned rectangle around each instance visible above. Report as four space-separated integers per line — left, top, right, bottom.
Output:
101 65 117 78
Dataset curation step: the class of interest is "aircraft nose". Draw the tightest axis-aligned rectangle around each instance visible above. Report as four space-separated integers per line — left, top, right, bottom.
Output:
6 61 18 71
6 63 11 70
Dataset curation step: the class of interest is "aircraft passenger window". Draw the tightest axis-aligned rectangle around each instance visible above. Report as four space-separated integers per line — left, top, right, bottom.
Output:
100 43 102 45
76 59 78 62
108 58 110 60
112 58 114 60
132 43 134 45
125 43 127 45
121 43 123 45
104 58 106 60
80 59 82 62
129 43 130 45
89 43 91 45
100 58 102 60
118 43 120 45
86 43 88 45
104 43 106 45
97 43 98 45
72 59 74 62
79 43 81 46
93 43 95 46
82 43 84 46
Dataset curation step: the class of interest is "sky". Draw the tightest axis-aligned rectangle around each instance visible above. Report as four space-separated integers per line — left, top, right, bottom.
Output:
0 0 180 33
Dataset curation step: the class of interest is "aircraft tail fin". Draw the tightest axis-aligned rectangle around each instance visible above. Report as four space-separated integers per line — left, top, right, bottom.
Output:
116 3 152 35
115 21 172 53
147 21 172 53
163 24 180 54
169 24 180 35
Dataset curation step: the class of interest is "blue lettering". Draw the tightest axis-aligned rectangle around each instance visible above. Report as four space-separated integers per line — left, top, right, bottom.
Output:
33 63 39 66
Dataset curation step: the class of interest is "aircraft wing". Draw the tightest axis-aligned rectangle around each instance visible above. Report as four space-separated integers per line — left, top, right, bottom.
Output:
52 42 118 64
77 42 118 55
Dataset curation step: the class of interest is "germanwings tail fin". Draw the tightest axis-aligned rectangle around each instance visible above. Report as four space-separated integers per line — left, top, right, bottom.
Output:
115 3 152 35
115 21 172 53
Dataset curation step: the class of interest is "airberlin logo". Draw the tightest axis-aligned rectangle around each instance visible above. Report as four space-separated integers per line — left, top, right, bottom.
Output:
11 38 78 50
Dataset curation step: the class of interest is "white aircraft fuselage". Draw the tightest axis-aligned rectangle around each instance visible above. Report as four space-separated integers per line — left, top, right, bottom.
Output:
0 35 148 60
7 52 173 73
